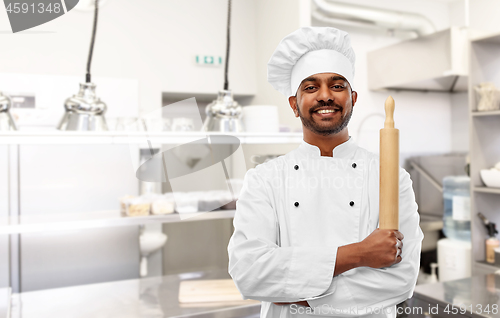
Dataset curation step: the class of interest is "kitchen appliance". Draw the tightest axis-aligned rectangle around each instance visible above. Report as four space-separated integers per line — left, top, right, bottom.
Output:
203 90 243 132
58 0 108 131
368 27 468 92
202 0 243 133
58 83 108 131
0 91 17 130
312 0 435 36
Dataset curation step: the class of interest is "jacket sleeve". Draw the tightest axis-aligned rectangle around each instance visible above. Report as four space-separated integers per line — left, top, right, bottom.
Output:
306 166 424 316
228 167 338 303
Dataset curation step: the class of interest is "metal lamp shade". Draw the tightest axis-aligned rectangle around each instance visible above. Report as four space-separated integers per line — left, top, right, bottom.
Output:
0 92 18 131
202 90 243 132
58 83 108 131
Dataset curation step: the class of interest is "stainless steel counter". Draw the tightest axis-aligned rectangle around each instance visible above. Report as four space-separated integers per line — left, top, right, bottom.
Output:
10 271 260 318
410 274 500 318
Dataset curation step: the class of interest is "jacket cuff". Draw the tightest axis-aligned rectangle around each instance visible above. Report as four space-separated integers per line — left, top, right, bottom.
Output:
287 246 338 299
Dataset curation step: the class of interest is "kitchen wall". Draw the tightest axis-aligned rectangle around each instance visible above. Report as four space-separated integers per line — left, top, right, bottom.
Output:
469 0 500 35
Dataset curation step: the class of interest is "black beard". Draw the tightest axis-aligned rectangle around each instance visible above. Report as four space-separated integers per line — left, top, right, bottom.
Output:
297 100 353 136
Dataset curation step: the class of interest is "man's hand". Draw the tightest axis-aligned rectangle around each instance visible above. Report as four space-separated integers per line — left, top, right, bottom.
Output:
333 228 403 276
273 301 310 307
358 228 403 268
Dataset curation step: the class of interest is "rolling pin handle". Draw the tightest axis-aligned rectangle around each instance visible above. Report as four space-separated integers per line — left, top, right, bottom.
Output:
384 96 395 129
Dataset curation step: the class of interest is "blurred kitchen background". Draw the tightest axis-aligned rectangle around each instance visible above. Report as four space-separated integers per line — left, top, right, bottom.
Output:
1 0 500 317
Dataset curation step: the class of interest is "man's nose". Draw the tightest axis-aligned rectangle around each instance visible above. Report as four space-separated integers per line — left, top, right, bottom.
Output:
316 84 334 103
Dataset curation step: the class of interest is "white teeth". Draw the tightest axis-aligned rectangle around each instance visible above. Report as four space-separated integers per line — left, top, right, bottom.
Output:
316 109 337 114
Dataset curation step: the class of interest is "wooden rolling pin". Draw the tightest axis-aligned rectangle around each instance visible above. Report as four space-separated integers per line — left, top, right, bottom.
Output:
379 96 399 230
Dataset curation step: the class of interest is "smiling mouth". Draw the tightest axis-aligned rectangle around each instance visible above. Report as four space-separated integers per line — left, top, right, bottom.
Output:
311 107 342 117
315 109 338 114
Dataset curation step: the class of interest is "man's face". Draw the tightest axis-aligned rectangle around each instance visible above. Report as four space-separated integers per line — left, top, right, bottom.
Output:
288 73 357 136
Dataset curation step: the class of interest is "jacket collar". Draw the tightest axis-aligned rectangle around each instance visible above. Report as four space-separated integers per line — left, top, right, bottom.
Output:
297 136 357 159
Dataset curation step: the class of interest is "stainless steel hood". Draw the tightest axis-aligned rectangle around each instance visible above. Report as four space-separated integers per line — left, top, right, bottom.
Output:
367 27 469 92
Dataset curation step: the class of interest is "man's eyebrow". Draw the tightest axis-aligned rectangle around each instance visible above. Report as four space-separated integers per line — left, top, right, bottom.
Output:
301 76 317 83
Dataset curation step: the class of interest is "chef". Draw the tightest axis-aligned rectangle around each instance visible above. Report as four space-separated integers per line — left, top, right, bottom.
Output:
228 27 424 318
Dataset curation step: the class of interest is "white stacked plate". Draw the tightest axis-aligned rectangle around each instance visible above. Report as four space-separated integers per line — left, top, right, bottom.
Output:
242 105 279 132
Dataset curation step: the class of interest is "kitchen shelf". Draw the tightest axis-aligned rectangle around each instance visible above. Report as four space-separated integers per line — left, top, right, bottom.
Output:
0 131 303 145
471 31 500 44
469 32 500 276
0 210 236 234
472 110 500 117
474 187 500 194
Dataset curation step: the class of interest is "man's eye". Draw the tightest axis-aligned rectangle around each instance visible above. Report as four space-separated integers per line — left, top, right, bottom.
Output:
332 85 344 89
305 86 316 90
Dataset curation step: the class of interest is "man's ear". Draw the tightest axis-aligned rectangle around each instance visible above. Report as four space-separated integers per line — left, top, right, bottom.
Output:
288 95 299 118
351 91 358 107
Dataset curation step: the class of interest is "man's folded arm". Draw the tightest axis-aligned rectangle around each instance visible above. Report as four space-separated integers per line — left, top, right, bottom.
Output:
306 169 424 316
228 168 339 302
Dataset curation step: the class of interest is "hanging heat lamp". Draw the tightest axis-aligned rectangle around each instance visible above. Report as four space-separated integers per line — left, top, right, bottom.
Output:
0 92 17 131
58 0 108 131
202 0 243 132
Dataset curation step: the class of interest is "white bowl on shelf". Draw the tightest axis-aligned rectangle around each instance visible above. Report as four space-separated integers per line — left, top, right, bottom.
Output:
480 169 500 188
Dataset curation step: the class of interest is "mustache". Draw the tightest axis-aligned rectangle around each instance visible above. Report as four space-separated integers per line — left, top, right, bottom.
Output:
309 100 344 113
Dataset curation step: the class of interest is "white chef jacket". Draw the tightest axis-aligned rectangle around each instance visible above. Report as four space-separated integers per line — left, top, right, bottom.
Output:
228 138 424 318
